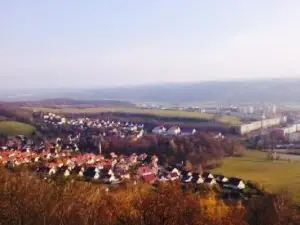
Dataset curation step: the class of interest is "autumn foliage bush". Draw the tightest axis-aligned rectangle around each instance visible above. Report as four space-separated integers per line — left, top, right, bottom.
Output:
0 168 299 225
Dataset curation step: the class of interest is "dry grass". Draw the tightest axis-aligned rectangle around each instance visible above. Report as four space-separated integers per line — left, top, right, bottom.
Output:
212 150 300 202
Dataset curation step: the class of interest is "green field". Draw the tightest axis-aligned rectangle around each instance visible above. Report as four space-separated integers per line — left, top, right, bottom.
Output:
217 115 242 125
0 121 36 136
25 106 241 125
212 151 300 202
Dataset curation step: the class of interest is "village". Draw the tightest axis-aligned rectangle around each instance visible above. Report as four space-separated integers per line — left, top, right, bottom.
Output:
0 146 251 198
0 110 260 201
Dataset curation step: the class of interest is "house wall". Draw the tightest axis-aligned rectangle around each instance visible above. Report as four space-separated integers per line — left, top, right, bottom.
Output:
288 133 300 142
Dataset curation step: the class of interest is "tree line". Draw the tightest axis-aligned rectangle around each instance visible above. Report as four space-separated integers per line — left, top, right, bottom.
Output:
0 167 299 225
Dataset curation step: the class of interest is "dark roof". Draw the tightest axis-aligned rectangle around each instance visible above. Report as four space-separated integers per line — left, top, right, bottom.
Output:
166 166 177 172
228 177 243 186
215 174 227 180
202 172 212 178
56 166 68 175
181 175 190 181
192 172 200 178
101 168 110 174
73 166 83 173
83 167 96 177
204 178 215 183
191 176 199 184
181 170 189 177
37 165 50 173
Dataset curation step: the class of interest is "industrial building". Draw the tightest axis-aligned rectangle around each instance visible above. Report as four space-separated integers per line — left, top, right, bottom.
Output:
237 118 281 135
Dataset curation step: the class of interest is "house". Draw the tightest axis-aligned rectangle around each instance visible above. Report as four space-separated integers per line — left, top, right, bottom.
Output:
168 172 180 181
142 173 157 184
180 170 192 177
49 167 57 176
214 133 225 139
137 165 152 176
151 166 159 175
224 178 246 190
204 178 217 186
180 128 197 136
121 173 131 179
83 167 97 179
136 129 144 139
167 126 181 135
64 168 71 177
138 153 148 161
152 126 167 134
191 175 204 184
183 175 193 183
215 175 229 184
115 163 129 172
202 172 214 179
159 176 169 182
166 167 181 176
108 174 120 184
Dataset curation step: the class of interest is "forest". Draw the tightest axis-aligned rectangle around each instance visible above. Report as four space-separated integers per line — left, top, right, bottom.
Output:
101 133 244 170
0 167 299 225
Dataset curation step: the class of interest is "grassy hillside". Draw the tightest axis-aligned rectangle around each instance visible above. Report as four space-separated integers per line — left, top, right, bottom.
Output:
25 106 241 125
0 121 36 136
212 150 300 202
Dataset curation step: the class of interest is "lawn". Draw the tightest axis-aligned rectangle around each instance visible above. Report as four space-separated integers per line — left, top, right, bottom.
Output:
217 115 241 125
212 150 300 202
0 121 36 136
25 106 241 125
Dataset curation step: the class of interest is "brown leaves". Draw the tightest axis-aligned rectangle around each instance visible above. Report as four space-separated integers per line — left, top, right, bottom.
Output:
0 168 299 225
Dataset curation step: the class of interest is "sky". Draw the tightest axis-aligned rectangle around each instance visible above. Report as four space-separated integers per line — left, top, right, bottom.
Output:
1 0 300 89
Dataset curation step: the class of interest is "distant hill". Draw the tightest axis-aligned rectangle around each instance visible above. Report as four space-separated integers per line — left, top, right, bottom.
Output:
0 99 135 108
75 78 300 104
1 78 300 104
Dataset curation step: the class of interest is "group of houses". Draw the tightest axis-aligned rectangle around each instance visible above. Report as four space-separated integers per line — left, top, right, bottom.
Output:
152 125 197 136
0 146 246 192
40 112 145 139
0 148 157 184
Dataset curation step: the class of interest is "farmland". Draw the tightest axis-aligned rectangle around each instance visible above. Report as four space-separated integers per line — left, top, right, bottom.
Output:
212 150 300 202
0 121 36 136
24 106 241 125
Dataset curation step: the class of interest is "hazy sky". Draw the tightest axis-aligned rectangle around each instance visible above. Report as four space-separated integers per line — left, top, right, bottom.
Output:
1 0 300 89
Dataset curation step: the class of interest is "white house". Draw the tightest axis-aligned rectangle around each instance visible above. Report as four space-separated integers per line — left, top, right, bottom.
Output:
215 175 229 183
204 178 217 186
224 178 246 190
167 126 181 135
152 126 167 134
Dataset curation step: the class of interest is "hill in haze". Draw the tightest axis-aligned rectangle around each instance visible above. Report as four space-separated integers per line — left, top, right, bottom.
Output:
1 78 300 104
76 78 300 104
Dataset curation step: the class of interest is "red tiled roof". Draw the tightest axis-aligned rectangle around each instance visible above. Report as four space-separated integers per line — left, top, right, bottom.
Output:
142 173 156 183
170 172 179 178
138 165 152 175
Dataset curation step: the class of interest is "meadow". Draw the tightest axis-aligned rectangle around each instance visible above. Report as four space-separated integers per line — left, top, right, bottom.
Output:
212 150 300 202
25 106 241 125
0 121 36 136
